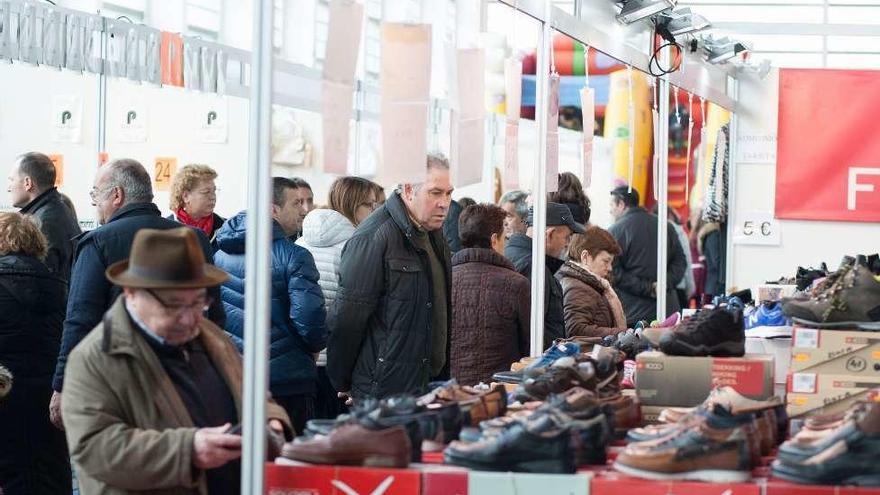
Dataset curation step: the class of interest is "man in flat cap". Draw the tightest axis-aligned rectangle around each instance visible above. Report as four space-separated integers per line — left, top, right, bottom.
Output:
61 227 291 495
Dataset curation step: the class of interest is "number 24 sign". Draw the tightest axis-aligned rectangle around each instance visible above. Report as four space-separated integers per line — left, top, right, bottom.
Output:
154 157 177 191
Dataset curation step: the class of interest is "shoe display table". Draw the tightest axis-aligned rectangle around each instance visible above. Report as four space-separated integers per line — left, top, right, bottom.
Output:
265 462 880 495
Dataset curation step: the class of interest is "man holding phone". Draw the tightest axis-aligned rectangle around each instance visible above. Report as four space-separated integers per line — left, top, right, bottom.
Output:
61 228 291 494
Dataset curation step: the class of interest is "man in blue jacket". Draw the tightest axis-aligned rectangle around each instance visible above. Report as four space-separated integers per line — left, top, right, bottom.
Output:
49 158 224 430
214 177 326 434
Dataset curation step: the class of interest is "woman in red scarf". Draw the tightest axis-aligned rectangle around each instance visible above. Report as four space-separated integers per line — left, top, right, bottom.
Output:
168 164 225 244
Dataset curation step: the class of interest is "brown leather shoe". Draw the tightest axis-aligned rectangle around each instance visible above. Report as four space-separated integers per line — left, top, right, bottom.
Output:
431 384 507 426
615 420 752 482
280 424 411 468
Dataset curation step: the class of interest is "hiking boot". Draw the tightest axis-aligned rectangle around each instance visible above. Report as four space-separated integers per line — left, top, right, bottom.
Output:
614 410 753 482
772 403 880 485
281 423 412 467
783 262 880 330
659 307 745 357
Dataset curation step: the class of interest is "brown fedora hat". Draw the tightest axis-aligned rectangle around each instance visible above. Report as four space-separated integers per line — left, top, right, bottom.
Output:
106 227 228 289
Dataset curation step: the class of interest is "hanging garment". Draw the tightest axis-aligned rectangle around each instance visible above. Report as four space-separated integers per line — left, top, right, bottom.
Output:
84 15 104 74
0 1 19 61
43 7 66 68
65 12 88 71
144 27 161 84
183 38 201 90
702 124 730 223
18 2 42 65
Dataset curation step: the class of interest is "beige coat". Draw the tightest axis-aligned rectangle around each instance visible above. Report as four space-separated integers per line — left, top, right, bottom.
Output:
62 296 291 495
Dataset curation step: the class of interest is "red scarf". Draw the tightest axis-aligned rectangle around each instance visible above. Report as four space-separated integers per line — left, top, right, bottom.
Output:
176 208 214 237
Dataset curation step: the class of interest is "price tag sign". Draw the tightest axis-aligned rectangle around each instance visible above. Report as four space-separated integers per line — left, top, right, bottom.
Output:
49 154 64 186
154 157 177 191
733 211 781 246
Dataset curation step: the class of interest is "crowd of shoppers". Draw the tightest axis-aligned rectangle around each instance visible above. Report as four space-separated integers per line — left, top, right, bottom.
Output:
1 149 705 494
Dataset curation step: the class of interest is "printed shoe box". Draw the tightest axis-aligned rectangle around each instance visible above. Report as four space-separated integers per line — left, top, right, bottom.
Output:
785 371 880 419
639 405 668 425
745 337 792 385
636 351 775 407
265 462 422 495
789 326 880 375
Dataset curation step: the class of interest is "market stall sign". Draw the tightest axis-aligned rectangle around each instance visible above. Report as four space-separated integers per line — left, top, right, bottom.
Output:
776 69 880 222
154 157 177 192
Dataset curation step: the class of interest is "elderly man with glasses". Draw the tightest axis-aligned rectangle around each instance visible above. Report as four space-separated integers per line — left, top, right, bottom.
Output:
61 227 291 495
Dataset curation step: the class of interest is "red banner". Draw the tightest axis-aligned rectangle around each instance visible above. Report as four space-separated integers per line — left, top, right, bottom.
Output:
776 69 880 222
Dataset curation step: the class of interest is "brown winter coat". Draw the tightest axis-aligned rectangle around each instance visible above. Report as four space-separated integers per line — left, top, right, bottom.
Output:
558 261 625 338
450 248 531 386
61 296 291 495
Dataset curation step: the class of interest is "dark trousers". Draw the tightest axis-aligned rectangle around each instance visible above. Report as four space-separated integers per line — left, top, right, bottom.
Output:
314 366 348 420
274 393 316 436
0 379 71 495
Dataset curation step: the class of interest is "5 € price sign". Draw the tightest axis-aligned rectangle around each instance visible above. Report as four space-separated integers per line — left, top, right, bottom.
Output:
733 211 781 246
154 157 177 192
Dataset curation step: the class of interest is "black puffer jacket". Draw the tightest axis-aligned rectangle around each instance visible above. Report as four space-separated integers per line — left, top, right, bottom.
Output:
504 233 565 349
608 207 687 326
19 187 81 281
327 192 452 399
0 255 67 380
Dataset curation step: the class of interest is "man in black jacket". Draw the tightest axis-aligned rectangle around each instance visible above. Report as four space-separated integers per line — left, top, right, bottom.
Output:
48 158 225 429
328 155 454 400
505 202 585 349
8 152 81 281
607 186 687 327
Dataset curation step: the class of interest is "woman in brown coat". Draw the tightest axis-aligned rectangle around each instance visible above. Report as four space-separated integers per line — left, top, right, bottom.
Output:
450 204 531 386
558 226 627 338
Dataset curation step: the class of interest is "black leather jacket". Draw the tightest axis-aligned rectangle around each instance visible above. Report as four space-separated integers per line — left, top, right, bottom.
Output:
327 192 452 399
19 188 81 281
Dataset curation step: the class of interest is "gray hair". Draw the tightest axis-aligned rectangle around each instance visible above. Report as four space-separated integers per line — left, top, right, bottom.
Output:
500 190 528 221
104 159 153 204
399 153 450 192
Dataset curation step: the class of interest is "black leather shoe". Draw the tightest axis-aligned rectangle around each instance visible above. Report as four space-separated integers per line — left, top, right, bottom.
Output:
444 413 575 473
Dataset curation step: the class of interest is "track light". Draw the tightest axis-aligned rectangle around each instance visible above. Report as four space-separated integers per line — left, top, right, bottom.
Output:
616 0 676 24
701 36 749 64
656 8 710 41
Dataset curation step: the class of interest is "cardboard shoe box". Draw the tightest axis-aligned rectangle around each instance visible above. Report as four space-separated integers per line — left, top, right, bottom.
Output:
745 336 792 385
636 351 775 407
786 372 880 418
790 326 880 375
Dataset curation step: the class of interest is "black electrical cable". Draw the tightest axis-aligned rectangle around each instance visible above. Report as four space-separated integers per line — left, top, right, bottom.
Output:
649 41 682 77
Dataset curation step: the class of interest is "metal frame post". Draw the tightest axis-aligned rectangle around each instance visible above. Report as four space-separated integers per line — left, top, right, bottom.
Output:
725 78 740 293
529 0 553 356
241 0 274 492
656 46 671 320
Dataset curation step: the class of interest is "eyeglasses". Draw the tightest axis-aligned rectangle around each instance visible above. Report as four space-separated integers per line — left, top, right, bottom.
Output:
144 289 212 318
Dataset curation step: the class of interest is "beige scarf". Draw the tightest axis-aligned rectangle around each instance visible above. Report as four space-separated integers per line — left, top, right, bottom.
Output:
582 264 628 331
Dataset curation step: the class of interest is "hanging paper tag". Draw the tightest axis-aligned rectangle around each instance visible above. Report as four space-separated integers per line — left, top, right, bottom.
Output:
546 72 560 193
380 23 432 185
504 122 519 190
450 48 486 188
322 80 355 175
504 58 522 123
580 86 595 188
324 0 364 86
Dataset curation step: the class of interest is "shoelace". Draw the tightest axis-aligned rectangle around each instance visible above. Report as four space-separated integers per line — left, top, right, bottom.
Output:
817 264 858 321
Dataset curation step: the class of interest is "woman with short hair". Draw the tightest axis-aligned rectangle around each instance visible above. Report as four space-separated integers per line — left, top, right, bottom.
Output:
558 225 627 338
296 176 380 418
168 164 225 242
0 212 71 494
450 204 531 386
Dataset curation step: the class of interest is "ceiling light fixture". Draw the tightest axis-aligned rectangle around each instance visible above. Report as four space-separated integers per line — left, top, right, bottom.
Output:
616 0 676 24
656 8 710 41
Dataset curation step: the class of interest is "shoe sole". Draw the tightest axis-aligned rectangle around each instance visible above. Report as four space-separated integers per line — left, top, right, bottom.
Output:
660 339 745 357
613 461 751 483
284 451 409 468
771 466 880 486
790 318 880 331
445 454 574 473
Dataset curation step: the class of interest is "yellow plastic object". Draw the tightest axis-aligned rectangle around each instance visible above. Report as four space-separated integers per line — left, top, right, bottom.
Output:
604 69 652 203
689 102 731 211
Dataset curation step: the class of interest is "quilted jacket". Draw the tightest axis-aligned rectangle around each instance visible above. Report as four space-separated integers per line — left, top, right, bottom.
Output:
450 248 531 386
214 211 327 396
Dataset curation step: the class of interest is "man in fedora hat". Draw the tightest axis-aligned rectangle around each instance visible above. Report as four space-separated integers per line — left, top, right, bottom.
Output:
61 227 291 495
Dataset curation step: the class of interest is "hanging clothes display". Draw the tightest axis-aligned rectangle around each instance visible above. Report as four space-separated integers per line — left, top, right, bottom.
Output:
702 123 730 223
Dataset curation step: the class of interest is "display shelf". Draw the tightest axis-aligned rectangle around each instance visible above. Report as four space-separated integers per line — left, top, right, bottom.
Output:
265 463 880 495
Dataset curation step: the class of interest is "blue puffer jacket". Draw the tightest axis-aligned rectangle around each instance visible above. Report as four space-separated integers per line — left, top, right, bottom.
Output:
214 211 327 397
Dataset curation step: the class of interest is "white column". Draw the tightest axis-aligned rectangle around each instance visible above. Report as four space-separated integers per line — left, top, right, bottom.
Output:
530 0 552 356
656 48 671 320
725 79 740 294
